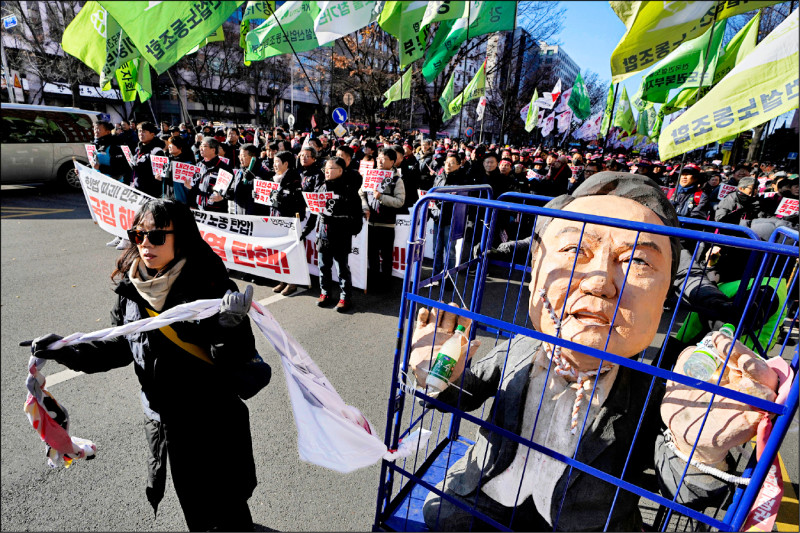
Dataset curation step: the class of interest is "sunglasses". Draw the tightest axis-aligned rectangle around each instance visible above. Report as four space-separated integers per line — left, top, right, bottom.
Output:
126 229 174 246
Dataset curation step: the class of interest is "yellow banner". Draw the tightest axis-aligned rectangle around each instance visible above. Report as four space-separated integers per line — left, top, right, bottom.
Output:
659 9 799 160
610 0 782 84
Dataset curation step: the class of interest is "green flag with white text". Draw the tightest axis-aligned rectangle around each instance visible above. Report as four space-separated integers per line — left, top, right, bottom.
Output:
378 1 429 69
613 85 635 135
525 89 539 132
383 68 412 108
440 71 456 121
447 59 486 116
659 9 799 160
640 19 726 104
610 0 782 83
98 1 243 74
245 0 331 61
568 71 591 120
422 1 515 82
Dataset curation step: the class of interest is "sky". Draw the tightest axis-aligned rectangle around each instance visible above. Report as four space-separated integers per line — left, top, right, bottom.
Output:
558 1 643 103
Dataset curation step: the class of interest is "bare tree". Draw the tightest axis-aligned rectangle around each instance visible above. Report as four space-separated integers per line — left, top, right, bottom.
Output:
2 0 127 116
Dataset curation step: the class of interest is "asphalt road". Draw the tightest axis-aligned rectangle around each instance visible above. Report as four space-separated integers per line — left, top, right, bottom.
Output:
2 183 797 532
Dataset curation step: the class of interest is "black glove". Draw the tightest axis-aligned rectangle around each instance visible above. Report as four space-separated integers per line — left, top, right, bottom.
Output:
31 333 66 360
218 285 254 328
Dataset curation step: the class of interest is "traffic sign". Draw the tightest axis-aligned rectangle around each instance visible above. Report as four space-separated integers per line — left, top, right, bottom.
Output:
464 126 474 137
3 15 18 29
722 141 734 150
287 113 295 128
343 92 355 106
332 107 348 124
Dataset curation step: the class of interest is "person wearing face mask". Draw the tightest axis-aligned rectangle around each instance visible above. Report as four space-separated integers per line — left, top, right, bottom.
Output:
301 157 364 311
714 177 763 225
410 172 782 531
30 199 262 532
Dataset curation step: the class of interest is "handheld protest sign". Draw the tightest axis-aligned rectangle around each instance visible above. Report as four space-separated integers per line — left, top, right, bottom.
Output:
213 168 234 195
775 198 799 217
84 144 98 168
150 155 168 178
254 179 280 206
358 160 374 178
718 183 737 200
362 168 393 192
172 161 201 187
303 191 336 215
219 156 230 165
120 145 134 167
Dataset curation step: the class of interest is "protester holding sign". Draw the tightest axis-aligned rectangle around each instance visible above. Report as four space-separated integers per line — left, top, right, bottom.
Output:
226 144 270 217
92 121 131 185
194 137 233 213
30 199 262 531
163 137 196 205
132 122 167 199
715 177 764 225
301 158 363 312
360 148 406 292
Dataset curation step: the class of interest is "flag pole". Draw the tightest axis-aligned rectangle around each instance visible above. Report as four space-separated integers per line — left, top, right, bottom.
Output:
479 102 485 143
263 2 327 128
456 1 472 140
676 0 722 174
498 2 519 145
408 69 415 132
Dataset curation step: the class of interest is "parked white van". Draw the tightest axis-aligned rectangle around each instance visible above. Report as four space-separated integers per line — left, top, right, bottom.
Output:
1 104 103 189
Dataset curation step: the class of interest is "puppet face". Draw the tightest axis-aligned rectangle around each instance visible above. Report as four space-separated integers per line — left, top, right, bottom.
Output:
528 196 672 371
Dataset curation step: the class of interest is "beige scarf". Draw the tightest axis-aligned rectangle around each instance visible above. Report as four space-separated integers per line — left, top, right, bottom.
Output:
128 257 187 312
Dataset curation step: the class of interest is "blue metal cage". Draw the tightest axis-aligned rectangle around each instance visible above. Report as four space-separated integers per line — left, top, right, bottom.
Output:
373 189 799 532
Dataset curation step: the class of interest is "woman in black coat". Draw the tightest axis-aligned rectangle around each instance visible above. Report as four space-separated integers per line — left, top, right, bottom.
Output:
267 150 306 220
31 199 261 531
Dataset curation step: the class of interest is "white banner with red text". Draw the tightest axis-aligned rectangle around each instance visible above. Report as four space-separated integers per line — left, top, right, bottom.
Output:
75 162 311 286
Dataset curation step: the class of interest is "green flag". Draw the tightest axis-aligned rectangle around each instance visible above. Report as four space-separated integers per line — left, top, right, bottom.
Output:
640 19 726 104
245 0 332 61
610 0 782 83
383 68 412 108
98 1 243 74
613 85 635 135
650 108 665 141
662 11 762 109
568 72 591 120
189 26 226 56
114 58 151 102
447 59 486 116
240 2 275 49
600 83 615 136
636 101 653 136
659 9 799 160
525 89 539 132
422 1 515 82
378 1 429 69
440 71 456 121
420 1 469 28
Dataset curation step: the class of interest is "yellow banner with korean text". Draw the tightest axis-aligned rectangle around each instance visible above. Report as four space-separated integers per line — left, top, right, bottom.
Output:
610 0 783 84
659 9 799 160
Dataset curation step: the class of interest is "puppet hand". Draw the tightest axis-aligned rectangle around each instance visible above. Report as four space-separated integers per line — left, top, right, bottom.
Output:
409 303 480 388
661 332 778 465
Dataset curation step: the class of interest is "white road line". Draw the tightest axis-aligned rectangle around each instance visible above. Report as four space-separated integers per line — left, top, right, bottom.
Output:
45 287 308 388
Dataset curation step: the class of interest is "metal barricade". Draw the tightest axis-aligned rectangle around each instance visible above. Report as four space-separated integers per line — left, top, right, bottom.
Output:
374 192 799 532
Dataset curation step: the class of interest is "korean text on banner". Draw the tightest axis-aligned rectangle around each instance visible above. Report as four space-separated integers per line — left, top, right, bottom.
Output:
213 169 234 195
254 179 280 205
74 162 311 286
150 155 168 178
358 160 374 178
659 9 799 160
172 161 201 187
120 145 134 167
84 144 98 167
303 191 335 214
718 183 737 200
776 198 799 217
361 169 394 192
609 0 783 83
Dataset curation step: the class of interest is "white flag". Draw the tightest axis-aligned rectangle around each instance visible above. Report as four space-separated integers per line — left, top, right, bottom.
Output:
314 1 378 45
476 95 487 121
541 112 556 136
520 103 530 122
554 87 572 113
556 109 573 133
534 78 562 110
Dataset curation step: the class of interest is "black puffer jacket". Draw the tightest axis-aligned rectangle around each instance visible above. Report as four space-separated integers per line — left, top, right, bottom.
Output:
94 134 131 183
133 138 166 198
194 156 233 213
268 168 306 219
46 248 259 518
226 158 272 216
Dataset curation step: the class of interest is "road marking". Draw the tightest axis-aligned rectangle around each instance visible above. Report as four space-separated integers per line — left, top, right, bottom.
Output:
1 207 74 219
44 286 309 388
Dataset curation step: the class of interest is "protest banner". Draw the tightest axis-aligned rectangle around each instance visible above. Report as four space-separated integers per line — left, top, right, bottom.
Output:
305 220 368 290
361 168 394 192
358 160 374 178
393 215 453 278
84 144 97 167
74 161 311 286
718 183 737 200
254 179 280 206
219 156 230 165
213 168 234 195
150 155 168 178
172 161 201 187
120 145 134 167
527 169 546 181
776 198 799 217
303 191 338 215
